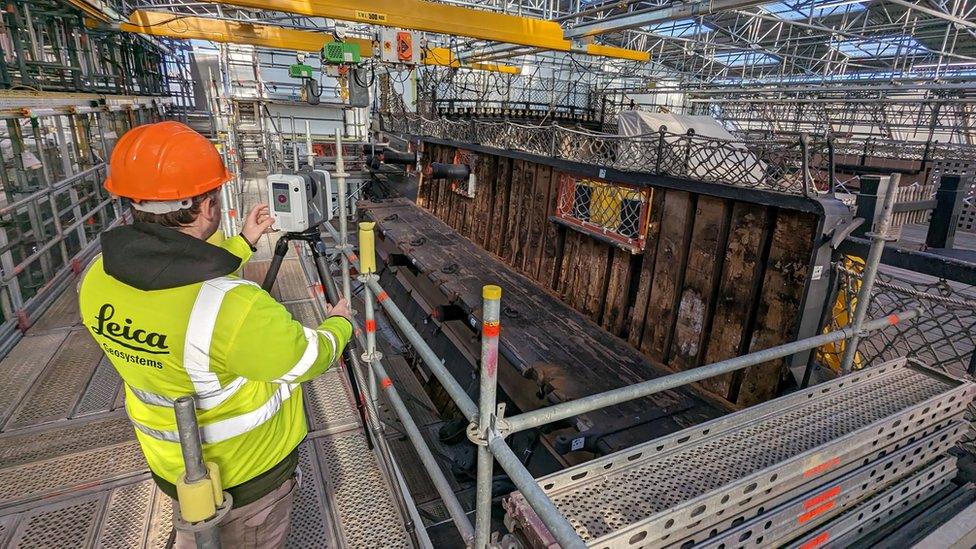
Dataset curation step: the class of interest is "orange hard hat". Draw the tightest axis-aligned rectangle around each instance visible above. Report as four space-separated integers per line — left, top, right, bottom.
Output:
104 121 231 202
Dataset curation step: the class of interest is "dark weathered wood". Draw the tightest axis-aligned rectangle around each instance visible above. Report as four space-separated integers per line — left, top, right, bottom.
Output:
472 154 498 248
641 190 695 363
736 209 818 406
556 229 582 300
627 188 666 347
513 160 539 273
430 145 449 219
362 198 724 453
538 172 565 290
488 157 512 257
670 196 731 371
601 247 634 337
502 160 527 262
698 202 771 398
522 164 554 280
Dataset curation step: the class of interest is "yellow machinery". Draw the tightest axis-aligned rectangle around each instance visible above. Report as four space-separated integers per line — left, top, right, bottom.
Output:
207 0 649 62
122 11 522 74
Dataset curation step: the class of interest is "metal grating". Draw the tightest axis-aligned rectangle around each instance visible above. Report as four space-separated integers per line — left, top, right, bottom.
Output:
0 514 17 547
0 441 146 509
285 300 322 327
276 259 316 302
512 359 974 545
25 288 81 334
0 332 68 426
95 480 154 548
6 495 102 548
304 369 358 435
5 330 103 429
73 358 122 417
693 421 965 548
786 456 958 549
316 431 412 548
0 415 133 468
286 441 338 549
145 488 174 549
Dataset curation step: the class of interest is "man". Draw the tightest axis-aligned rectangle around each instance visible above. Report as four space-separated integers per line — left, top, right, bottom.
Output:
79 121 352 548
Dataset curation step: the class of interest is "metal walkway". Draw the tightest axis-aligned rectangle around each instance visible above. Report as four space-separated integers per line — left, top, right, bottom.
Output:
0 178 414 548
506 357 974 547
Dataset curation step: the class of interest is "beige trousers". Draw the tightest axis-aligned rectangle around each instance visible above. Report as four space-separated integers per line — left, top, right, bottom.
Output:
174 477 298 549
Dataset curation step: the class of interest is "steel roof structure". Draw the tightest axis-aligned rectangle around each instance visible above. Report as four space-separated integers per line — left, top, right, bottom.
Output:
115 0 975 141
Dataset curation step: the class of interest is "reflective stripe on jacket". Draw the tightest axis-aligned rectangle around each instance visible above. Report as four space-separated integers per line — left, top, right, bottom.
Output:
79 232 352 490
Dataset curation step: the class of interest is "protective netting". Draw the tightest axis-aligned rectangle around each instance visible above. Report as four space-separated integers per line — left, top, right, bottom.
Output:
554 176 651 252
380 113 827 196
829 264 975 376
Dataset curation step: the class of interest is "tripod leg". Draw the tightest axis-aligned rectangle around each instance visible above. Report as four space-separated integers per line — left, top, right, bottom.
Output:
308 240 374 450
261 235 292 292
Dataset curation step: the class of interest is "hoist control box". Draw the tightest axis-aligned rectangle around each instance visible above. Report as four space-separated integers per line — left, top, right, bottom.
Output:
378 28 420 65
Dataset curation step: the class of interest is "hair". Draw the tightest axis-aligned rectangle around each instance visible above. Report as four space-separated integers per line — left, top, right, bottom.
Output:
131 189 220 228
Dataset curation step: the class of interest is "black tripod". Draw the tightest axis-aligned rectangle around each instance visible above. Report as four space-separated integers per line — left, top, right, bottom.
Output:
261 227 373 449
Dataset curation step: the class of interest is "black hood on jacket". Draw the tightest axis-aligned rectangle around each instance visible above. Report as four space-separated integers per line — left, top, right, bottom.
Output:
100 222 241 291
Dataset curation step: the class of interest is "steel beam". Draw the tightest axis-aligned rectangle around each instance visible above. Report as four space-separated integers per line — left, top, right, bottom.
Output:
563 0 770 38
207 0 648 61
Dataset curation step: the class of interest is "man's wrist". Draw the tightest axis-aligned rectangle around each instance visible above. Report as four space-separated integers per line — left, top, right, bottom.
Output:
239 232 258 251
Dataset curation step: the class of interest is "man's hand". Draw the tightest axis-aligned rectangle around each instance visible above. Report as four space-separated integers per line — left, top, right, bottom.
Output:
242 203 275 246
326 298 352 321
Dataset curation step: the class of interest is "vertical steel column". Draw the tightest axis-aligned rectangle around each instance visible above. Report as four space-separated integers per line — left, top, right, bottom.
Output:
840 173 900 373
474 285 502 548
334 130 353 308
305 120 314 168
173 397 222 549
30 117 69 266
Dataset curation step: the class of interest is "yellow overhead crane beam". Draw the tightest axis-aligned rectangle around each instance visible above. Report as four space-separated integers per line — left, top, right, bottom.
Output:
206 0 650 62
122 11 373 56
121 11 520 74
424 47 521 74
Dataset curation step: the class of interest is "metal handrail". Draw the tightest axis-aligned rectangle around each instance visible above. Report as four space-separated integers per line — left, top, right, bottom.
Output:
381 112 826 196
324 164 910 546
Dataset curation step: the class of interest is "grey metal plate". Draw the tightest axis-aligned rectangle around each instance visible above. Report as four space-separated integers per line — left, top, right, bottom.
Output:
286 441 338 549
73 358 123 418
5 492 104 548
95 480 155 549
316 431 413 548
0 414 133 468
693 421 966 548
26 288 81 335
0 441 146 510
0 331 68 427
285 300 323 327
304 369 359 436
144 487 175 549
510 358 975 547
6 330 104 429
786 456 958 549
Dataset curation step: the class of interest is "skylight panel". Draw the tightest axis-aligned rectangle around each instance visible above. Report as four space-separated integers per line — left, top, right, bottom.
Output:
712 51 780 66
832 36 928 59
643 18 714 38
762 0 865 20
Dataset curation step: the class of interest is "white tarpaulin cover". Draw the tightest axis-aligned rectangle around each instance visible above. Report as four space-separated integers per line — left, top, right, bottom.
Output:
615 110 769 184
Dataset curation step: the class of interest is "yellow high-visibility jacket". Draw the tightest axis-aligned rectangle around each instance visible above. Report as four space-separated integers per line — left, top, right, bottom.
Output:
79 222 351 504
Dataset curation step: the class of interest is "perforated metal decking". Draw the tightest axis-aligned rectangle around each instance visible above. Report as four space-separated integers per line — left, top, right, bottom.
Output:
505 358 975 548
0 177 414 548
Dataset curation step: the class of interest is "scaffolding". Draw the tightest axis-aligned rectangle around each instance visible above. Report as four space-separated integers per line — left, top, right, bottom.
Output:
307 129 965 548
